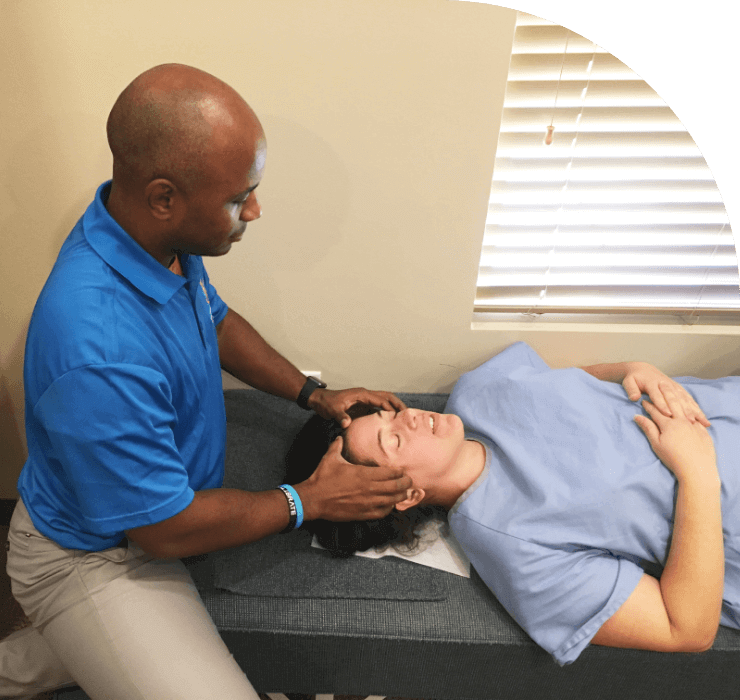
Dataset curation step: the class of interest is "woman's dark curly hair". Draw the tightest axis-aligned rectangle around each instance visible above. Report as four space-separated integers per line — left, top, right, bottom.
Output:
284 403 447 558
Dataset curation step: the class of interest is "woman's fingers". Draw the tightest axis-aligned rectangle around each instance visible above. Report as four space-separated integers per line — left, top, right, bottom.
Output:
637 402 666 451
622 375 642 402
658 381 711 426
657 382 678 415
641 398 667 427
634 413 659 443
644 382 672 417
677 388 711 426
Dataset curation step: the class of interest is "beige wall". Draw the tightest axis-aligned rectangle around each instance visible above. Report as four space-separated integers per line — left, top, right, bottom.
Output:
2 0 739 498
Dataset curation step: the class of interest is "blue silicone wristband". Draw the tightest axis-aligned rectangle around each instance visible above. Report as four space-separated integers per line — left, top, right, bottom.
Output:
280 484 304 529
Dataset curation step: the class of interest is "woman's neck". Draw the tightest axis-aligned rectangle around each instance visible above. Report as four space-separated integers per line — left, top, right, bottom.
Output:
434 439 486 510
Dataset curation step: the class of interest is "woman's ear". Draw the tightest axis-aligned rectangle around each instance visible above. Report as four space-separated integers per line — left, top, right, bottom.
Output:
395 487 425 512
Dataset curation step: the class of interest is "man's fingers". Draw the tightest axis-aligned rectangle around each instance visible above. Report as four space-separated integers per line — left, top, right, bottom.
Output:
359 464 412 492
327 435 346 456
365 391 405 411
349 390 404 408
388 394 407 412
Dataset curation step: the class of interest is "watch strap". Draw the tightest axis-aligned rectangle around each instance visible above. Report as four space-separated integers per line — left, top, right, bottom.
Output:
297 375 327 410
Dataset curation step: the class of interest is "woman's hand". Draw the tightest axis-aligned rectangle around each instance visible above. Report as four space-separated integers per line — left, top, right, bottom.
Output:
634 384 718 484
308 387 406 428
622 362 710 427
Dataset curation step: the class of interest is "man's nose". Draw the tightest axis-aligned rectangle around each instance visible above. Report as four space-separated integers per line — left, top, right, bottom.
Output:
241 196 261 222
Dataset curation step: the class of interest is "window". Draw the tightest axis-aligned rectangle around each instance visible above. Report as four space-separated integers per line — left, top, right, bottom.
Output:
475 12 739 325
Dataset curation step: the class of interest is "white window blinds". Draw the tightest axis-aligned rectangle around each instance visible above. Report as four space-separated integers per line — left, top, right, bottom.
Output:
476 12 739 322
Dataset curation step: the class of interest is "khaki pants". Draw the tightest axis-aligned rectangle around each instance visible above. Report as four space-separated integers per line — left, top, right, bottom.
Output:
1 499 259 700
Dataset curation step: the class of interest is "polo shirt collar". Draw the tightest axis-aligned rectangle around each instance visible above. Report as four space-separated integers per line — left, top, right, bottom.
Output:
83 181 188 304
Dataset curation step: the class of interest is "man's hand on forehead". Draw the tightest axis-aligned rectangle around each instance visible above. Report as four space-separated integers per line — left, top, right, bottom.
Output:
307 387 406 429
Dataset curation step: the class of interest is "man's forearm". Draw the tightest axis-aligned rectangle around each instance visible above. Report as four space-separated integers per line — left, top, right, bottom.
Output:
661 473 724 649
217 308 306 401
128 488 292 559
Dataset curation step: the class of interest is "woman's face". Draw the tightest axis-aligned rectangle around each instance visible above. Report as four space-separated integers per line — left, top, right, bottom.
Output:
343 408 466 485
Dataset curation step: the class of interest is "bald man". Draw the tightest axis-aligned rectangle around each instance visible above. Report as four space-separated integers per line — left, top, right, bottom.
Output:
2 64 410 700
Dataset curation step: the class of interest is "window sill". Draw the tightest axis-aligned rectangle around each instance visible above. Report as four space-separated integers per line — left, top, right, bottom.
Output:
471 313 740 335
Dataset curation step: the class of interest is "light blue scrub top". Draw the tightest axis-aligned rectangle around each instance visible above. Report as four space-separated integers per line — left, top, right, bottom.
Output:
18 181 229 551
447 342 740 665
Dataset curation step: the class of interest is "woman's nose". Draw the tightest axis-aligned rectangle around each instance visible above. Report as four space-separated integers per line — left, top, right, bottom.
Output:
403 409 420 429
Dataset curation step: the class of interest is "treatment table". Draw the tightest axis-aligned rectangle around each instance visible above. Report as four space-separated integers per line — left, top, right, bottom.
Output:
56 390 740 700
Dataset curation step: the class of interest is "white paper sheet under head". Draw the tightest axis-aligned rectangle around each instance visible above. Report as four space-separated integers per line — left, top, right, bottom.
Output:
310 518 471 578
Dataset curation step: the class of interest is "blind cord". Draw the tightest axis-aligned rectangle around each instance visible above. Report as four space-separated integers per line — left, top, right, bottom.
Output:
526 40 597 318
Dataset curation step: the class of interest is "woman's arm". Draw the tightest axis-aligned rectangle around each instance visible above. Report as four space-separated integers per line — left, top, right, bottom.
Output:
592 385 723 652
593 479 723 652
579 360 633 384
661 465 723 648
580 360 710 427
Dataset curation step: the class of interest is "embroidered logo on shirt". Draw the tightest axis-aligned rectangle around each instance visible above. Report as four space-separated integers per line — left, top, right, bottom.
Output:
199 278 214 323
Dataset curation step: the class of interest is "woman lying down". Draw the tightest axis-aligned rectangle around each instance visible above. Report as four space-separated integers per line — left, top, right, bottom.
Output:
285 341 739 666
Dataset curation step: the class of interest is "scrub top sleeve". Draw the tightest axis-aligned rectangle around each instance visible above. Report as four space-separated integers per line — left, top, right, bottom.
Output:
202 266 228 326
33 363 194 535
452 514 645 665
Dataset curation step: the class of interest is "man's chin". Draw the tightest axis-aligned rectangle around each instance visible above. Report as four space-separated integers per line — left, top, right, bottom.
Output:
199 242 233 257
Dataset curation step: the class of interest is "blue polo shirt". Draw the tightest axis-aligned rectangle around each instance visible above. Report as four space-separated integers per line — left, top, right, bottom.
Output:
18 181 229 551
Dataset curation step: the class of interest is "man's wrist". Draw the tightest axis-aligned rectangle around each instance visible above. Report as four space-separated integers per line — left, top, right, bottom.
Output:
305 386 326 411
277 484 303 532
293 482 320 522
297 375 327 410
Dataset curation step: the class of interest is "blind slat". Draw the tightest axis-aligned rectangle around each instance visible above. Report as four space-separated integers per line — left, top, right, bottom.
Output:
492 159 715 182
491 181 726 205
499 107 684 132
483 227 733 247
505 81 662 108
475 11 739 319
508 53 634 81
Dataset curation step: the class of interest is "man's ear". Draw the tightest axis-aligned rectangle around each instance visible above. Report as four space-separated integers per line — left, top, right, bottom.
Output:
395 487 425 512
145 179 179 220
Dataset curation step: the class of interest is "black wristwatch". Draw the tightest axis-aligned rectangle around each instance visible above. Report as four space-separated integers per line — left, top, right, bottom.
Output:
297 375 327 410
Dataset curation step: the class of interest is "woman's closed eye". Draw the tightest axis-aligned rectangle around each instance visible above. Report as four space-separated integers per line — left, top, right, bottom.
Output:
381 429 401 452
376 414 401 455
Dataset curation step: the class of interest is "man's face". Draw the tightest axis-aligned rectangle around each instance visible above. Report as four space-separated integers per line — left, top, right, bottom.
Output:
175 135 266 257
343 409 466 488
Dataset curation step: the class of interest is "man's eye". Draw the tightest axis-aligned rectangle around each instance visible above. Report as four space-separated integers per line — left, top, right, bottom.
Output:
395 434 401 449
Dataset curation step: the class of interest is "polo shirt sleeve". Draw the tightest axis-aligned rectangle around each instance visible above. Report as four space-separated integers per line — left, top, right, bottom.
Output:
33 362 195 535
452 512 645 665
202 266 228 326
